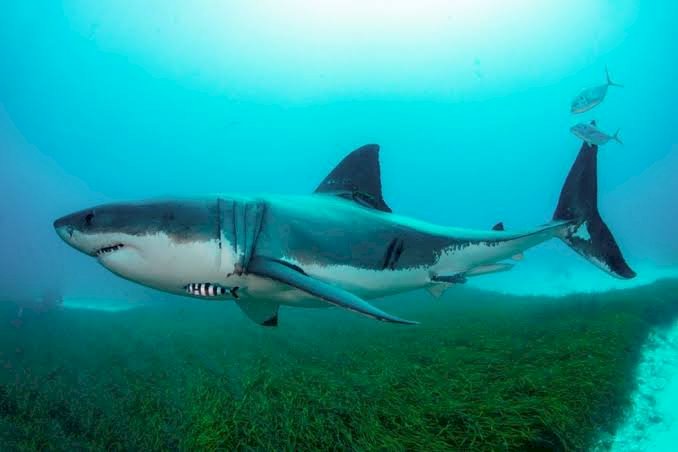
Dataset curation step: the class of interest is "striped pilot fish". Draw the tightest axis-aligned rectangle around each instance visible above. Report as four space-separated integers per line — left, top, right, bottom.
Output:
185 283 239 298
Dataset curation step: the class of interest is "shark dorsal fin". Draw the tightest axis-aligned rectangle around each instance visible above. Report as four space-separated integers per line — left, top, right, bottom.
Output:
492 222 505 231
314 144 392 213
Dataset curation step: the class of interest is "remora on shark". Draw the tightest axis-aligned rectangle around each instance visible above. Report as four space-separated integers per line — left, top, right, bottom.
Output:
54 141 635 326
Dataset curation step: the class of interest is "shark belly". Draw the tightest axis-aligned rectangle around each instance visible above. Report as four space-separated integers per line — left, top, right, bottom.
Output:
431 224 564 275
301 264 429 299
240 265 428 307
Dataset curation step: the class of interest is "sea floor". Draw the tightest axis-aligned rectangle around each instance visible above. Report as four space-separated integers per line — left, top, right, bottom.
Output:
1 279 678 450
609 318 678 451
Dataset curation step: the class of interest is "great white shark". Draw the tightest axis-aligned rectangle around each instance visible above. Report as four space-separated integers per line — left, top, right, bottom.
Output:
54 141 635 326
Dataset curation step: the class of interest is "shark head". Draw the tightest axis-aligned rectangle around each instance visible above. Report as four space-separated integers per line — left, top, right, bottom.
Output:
54 199 234 294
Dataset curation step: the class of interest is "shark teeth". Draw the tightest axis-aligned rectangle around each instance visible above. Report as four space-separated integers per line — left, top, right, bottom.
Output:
95 244 124 256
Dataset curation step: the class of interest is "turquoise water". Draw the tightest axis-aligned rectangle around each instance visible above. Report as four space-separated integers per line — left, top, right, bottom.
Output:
1 1 677 450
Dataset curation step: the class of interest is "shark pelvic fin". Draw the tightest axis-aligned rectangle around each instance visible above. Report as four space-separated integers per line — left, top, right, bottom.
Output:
427 272 466 299
247 257 417 325
426 284 449 299
314 144 392 213
236 299 279 326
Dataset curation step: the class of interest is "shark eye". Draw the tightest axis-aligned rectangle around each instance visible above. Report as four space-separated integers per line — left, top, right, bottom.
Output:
85 212 94 226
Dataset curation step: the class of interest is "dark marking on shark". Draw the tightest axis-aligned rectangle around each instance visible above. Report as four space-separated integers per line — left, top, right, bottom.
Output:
391 239 405 269
382 238 398 269
381 238 405 270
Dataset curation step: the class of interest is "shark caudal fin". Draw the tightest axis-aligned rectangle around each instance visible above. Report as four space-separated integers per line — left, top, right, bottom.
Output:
552 141 635 279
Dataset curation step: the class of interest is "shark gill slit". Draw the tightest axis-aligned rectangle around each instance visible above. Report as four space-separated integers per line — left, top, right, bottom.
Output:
247 201 266 269
231 201 238 258
216 200 223 273
244 202 253 265
216 200 222 250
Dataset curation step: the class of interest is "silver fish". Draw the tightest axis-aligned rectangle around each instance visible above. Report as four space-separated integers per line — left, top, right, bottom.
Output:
570 67 623 114
570 121 622 146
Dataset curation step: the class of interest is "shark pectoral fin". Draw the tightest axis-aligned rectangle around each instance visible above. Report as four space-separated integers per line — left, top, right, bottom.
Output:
247 257 418 325
465 263 514 277
235 299 279 327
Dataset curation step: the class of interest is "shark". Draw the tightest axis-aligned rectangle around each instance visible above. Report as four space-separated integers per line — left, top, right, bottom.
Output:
54 141 635 326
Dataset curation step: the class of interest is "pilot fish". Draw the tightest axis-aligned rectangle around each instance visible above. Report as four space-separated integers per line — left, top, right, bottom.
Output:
570 121 622 146
571 67 623 114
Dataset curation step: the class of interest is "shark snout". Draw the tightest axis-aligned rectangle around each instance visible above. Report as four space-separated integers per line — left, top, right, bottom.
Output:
54 210 85 239
53 210 94 253
54 215 74 241
53 206 136 258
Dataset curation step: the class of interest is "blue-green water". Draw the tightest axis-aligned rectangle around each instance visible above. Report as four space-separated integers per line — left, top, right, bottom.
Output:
1 1 677 450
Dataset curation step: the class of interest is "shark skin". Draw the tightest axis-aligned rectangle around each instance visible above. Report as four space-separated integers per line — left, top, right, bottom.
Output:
54 143 635 326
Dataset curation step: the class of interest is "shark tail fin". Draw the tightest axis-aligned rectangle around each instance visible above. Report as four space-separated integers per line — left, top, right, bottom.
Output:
605 66 623 88
612 129 623 145
552 140 635 279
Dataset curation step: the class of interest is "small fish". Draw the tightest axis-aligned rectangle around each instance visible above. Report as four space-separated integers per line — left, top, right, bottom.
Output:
570 67 623 114
185 283 239 299
570 121 622 146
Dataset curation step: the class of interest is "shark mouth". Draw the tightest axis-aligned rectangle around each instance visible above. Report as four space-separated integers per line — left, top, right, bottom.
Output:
95 243 125 256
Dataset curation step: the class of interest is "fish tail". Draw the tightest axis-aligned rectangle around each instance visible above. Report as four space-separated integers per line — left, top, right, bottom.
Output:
605 66 623 88
613 129 623 145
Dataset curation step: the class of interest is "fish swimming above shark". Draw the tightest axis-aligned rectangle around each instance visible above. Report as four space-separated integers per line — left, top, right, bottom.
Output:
571 67 623 114
54 141 635 326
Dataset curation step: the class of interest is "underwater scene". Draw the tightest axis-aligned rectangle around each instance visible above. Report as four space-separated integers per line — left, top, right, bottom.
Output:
1 1 677 450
